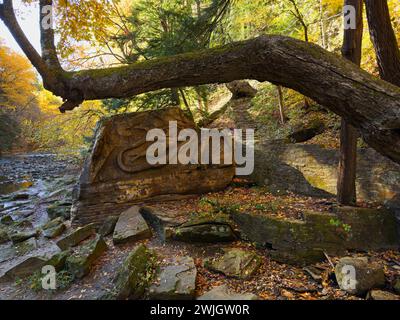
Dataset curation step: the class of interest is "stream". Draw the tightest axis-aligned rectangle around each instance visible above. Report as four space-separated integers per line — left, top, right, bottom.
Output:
0 153 80 225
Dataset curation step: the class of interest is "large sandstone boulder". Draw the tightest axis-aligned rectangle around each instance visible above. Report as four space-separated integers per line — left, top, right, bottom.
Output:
250 141 400 202
71 107 235 226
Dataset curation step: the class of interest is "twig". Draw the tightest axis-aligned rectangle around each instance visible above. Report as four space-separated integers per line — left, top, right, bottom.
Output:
323 251 334 269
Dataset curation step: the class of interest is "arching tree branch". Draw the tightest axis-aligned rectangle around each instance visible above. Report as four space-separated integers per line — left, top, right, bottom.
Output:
64 36 400 164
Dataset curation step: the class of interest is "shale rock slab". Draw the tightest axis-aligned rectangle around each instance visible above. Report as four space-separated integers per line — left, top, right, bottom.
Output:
113 206 152 245
198 285 259 300
66 234 107 279
107 244 155 300
367 290 400 300
205 248 262 279
149 256 197 300
168 217 237 243
56 223 96 250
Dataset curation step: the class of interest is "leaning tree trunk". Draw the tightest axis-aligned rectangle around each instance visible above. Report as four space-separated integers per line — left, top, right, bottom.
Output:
54 36 400 164
277 86 285 125
1 0 400 165
365 0 400 87
337 0 363 205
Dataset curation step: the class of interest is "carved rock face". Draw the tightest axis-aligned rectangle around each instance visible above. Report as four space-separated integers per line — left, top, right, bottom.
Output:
71 107 235 226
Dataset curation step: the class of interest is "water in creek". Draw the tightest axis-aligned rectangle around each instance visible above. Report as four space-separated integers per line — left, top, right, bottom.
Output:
0 176 33 195
0 153 74 196
0 153 79 226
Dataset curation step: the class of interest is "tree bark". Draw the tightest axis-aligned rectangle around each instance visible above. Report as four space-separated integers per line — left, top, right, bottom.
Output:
365 0 400 87
337 0 363 205
337 119 359 204
1 0 400 164
277 86 285 125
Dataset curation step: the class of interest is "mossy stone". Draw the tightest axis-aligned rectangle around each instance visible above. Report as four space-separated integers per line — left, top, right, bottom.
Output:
205 248 261 279
56 223 96 250
0 215 13 225
0 228 9 244
43 223 66 239
47 250 71 272
47 202 71 220
66 234 107 279
10 231 38 244
110 244 155 300
42 217 64 231
99 216 119 237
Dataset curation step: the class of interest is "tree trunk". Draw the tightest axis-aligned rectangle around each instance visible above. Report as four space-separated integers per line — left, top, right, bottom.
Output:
319 0 327 49
277 85 285 125
337 0 363 205
337 120 358 204
178 88 194 121
365 0 400 86
171 88 181 106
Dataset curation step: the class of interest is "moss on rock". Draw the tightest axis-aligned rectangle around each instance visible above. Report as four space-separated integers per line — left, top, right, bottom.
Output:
232 207 398 266
107 244 156 300
65 234 107 279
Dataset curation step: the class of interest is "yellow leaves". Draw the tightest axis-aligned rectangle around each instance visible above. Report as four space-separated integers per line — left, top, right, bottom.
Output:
388 0 400 43
37 88 62 115
0 46 37 109
54 0 117 58
322 0 342 16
